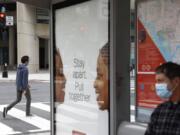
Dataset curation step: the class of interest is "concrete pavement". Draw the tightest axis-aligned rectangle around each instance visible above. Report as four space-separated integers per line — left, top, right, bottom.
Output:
0 71 50 82
25 132 50 135
13 131 50 135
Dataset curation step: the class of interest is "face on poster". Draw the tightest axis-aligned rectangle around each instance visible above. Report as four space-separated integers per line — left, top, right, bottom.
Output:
54 0 109 134
137 0 180 122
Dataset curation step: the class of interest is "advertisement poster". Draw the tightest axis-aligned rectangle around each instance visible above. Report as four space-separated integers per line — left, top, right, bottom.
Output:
137 0 180 122
54 0 109 134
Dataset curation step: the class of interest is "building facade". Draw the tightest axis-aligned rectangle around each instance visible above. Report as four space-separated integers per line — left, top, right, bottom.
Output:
0 1 50 73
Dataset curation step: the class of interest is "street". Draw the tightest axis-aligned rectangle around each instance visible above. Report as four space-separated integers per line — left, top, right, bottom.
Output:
0 81 50 104
0 81 50 135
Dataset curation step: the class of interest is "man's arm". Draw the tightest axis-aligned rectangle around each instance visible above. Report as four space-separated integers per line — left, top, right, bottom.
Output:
144 109 158 135
22 69 28 90
144 122 153 135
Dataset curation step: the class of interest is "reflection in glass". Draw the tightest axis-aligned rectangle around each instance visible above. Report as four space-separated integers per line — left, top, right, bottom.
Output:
55 48 66 103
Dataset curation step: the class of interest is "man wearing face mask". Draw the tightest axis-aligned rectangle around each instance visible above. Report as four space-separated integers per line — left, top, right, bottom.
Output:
145 62 180 135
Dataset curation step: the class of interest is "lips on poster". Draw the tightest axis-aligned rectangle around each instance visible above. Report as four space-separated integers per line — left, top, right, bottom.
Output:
54 0 109 134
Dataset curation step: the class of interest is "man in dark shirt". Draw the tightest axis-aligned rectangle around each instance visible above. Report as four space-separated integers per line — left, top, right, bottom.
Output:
145 62 180 135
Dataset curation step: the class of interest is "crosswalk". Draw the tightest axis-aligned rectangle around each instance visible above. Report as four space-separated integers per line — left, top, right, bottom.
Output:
0 102 50 135
0 102 136 135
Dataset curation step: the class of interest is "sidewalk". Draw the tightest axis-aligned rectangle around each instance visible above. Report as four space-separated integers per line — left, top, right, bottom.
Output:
15 131 50 135
29 133 50 135
21 131 50 135
0 71 50 82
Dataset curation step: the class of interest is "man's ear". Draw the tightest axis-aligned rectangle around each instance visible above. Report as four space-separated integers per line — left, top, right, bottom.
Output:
173 77 180 85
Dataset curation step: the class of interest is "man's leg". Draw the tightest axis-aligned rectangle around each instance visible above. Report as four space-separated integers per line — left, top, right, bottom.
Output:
6 90 22 111
3 90 22 118
25 89 31 116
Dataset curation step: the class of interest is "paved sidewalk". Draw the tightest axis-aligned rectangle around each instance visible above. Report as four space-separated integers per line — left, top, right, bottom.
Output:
14 131 50 135
29 132 50 135
19 131 50 135
0 71 50 82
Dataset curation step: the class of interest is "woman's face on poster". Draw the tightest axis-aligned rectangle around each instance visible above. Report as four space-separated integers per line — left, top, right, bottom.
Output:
55 49 66 103
94 53 109 110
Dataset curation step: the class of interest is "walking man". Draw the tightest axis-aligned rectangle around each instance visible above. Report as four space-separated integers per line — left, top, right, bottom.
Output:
3 55 32 118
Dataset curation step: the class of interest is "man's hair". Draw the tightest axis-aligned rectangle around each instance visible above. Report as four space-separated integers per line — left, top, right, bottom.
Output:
155 62 180 80
21 55 29 63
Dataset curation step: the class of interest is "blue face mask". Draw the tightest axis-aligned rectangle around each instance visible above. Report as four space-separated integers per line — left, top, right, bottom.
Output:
155 83 172 99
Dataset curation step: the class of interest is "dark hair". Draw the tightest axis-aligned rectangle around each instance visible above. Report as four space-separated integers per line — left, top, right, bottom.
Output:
21 55 29 63
155 62 180 80
100 42 109 65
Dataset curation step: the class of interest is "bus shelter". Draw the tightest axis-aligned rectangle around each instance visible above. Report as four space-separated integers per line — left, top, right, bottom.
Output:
17 0 130 135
